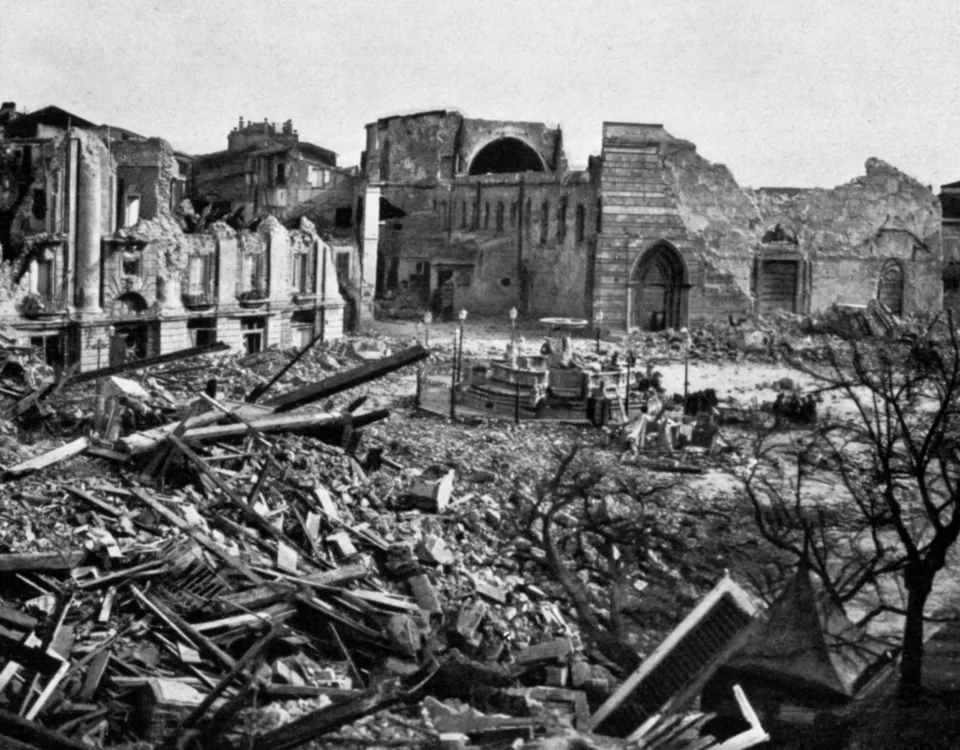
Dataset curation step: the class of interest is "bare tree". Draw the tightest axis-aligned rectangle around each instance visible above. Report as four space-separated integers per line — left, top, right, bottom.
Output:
741 318 960 693
515 443 688 676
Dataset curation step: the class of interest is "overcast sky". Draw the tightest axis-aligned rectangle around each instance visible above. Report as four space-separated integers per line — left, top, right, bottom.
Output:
4 0 959 189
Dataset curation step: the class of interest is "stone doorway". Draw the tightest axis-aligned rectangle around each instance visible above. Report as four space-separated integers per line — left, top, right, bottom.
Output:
631 244 685 331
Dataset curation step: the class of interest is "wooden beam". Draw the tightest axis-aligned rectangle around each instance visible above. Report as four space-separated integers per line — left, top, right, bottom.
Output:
65 342 230 385
264 345 429 413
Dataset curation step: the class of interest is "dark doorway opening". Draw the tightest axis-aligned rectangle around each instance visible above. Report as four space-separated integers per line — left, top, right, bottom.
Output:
468 138 545 175
187 317 217 347
631 244 686 331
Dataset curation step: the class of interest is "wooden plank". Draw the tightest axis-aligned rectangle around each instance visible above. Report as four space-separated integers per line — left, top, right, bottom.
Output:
0 551 86 573
128 488 262 585
1 439 89 481
264 345 430 413
0 707 91 750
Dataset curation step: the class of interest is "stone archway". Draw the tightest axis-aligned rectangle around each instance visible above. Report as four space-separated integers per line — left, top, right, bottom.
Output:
630 243 686 331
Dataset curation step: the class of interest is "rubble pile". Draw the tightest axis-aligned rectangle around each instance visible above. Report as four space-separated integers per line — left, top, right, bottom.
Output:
0 337 776 750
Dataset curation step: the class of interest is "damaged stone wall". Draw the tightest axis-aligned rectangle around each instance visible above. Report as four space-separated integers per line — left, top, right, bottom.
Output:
112 137 177 225
595 122 943 330
366 110 589 319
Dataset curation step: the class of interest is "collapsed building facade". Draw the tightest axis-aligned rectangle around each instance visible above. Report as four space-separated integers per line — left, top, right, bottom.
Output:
0 104 345 372
360 112 943 328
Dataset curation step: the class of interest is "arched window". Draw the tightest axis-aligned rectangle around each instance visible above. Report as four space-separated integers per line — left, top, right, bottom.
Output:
495 202 505 232
557 197 568 241
540 201 549 243
460 200 467 229
576 204 586 243
509 202 517 228
484 202 490 230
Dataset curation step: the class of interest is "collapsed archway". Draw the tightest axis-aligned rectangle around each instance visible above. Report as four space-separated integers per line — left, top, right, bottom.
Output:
468 138 546 175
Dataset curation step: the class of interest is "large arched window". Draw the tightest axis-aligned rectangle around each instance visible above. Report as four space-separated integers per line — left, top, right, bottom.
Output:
468 138 545 175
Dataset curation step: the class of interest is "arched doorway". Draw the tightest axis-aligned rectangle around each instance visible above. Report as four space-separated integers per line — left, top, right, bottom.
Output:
630 244 686 331
878 260 904 315
468 138 546 175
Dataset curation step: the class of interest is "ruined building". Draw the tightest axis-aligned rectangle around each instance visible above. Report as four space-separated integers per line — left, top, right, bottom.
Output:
0 103 344 371
939 180 960 311
191 117 358 228
360 113 943 328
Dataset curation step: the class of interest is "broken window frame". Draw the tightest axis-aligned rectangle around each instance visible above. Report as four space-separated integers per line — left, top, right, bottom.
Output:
292 246 318 296
121 249 143 279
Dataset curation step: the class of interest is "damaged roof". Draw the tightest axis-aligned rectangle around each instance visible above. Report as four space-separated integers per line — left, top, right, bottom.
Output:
727 566 892 700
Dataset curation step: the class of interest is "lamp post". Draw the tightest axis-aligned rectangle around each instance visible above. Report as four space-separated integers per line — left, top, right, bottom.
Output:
594 310 604 354
682 327 692 408
625 350 636 416
509 306 518 354
423 310 433 348
457 308 468 383
450 326 459 420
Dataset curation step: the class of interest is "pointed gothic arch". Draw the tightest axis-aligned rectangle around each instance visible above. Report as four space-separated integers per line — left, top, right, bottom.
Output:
629 242 688 331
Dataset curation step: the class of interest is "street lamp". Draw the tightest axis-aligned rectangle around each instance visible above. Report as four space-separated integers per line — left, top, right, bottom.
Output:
594 310 604 354
682 327 692 408
509 306 518 352
457 308 468 384
625 349 636 416
423 310 433 347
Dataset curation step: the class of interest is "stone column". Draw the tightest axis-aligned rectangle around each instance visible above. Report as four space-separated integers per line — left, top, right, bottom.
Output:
360 184 381 320
75 140 102 312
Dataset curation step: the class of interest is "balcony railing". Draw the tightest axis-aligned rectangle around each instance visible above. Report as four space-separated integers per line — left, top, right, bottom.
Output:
21 292 67 319
182 288 217 309
236 283 269 307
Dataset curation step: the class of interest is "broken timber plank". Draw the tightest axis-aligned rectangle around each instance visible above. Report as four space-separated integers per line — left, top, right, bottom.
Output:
0 708 91 750
250 671 428 750
0 551 86 573
178 408 390 443
127 488 262 585
0 438 90 482
117 400 273 456
64 342 230 386
264 344 430 413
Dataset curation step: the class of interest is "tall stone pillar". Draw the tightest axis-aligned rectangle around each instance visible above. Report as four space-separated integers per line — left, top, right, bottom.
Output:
360 184 381 320
75 138 102 313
